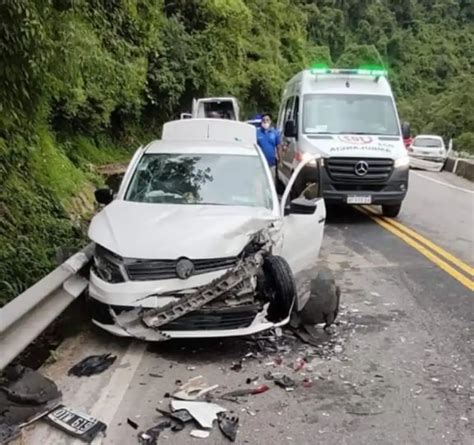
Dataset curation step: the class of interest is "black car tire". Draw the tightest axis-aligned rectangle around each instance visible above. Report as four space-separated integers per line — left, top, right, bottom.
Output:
382 203 402 217
263 255 297 322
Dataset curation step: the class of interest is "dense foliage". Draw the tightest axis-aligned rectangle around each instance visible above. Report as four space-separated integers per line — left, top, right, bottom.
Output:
0 0 473 303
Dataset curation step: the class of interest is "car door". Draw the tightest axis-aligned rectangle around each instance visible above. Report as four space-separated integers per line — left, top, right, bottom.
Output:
278 97 295 180
279 156 326 310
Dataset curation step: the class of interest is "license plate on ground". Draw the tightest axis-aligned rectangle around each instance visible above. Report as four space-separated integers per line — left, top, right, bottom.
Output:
347 195 372 204
45 405 107 442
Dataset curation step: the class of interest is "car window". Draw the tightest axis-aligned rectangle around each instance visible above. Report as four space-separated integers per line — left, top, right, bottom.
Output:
125 153 273 209
303 94 399 136
413 137 442 148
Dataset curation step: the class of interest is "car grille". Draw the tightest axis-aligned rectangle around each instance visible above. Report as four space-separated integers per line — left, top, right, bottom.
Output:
125 257 238 281
332 184 385 192
327 158 394 182
89 299 256 331
162 306 257 331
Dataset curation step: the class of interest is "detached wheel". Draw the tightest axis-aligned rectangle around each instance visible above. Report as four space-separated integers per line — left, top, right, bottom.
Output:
297 268 340 328
382 203 402 217
263 255 296 322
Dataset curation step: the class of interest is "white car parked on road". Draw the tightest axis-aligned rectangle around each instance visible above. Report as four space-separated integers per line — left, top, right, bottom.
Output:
87 119 326 341
408 135 447 171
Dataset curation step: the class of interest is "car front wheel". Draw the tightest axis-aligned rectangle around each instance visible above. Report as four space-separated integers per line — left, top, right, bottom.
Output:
263 255 296 322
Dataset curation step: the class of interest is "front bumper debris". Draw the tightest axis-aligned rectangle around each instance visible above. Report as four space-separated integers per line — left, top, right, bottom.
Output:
109 251 264 341
409 155 445 171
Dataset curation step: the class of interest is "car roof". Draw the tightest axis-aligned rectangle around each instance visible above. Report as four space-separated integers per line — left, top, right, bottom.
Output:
286 69 393 96
144 139 259 156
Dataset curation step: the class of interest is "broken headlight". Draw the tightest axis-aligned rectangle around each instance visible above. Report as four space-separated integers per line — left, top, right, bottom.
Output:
93 245 125 283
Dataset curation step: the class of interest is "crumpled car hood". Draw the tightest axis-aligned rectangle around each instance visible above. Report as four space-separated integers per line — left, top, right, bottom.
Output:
88 201 277 259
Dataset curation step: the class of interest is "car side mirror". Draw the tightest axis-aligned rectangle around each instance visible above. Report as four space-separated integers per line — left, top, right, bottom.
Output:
284 120 297 138
284 197 317 216
401 121 411 139
180 113 192 120
95 188 114 205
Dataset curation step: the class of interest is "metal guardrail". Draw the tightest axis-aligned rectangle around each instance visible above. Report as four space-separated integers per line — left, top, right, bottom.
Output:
0 243 94 370
444 157 474 181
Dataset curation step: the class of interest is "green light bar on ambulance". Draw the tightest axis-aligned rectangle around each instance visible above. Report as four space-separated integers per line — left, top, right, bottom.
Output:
310 66 387 77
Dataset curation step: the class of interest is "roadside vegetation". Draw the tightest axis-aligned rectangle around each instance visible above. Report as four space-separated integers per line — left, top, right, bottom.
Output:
0 0 472 304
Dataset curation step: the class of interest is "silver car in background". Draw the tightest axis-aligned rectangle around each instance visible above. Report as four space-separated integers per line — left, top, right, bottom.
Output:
408 135 447 171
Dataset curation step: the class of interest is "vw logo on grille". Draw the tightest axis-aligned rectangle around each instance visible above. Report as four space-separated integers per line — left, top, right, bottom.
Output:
354 161 369 176
176 258 194 279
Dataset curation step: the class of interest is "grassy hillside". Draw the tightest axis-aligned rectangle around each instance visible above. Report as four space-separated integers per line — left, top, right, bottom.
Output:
0 0 472 304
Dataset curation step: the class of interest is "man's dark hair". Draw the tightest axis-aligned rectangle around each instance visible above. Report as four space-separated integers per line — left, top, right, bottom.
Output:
261 113 273 120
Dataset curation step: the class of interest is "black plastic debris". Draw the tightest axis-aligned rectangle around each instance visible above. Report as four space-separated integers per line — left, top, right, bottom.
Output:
127 418 139 430
171 421 185 432
156 408 193 424
217 411 239 442
263 371 274 381
68 353 117 377
230 361 242 372
154 409 186 432
274 375 296 390
1 365 61 405
138 419 171 445
0 365 61 444
45 405 107 442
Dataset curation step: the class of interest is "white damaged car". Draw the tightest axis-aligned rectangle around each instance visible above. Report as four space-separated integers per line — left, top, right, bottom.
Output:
88 119 326 341
408 134 447 172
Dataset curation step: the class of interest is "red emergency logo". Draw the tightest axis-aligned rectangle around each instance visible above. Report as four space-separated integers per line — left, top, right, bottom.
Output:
338 135 373 144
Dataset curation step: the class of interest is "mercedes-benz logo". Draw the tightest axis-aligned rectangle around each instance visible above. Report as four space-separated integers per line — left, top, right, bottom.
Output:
176 258 194 279
354 160 369 176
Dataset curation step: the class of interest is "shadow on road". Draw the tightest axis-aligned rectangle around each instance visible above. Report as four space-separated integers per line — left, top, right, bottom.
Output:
325 204 372 225
147 336 276 365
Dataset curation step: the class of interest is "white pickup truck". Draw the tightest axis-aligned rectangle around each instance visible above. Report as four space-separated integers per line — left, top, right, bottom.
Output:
181 97 240 120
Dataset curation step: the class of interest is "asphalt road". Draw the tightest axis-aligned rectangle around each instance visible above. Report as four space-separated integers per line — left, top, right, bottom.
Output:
22 170 473 445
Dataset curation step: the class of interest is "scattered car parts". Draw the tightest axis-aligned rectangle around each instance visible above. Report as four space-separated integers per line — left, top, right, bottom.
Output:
170 400 226 429
173 376 218 401
137 419 171 445
217 411 239 442
0 366 62 444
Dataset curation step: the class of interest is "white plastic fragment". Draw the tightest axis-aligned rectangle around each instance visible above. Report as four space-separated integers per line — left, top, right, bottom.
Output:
173 376 218 400
190 429 210 439
171 400 226 429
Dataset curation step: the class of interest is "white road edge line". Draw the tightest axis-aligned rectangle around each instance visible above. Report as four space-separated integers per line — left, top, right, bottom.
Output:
91 341 147 445
411 170 474 194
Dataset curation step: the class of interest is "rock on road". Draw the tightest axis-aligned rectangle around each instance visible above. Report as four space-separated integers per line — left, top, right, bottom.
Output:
22 170 473 445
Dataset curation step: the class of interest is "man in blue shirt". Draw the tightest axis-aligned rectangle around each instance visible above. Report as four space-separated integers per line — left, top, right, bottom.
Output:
256 113 282 183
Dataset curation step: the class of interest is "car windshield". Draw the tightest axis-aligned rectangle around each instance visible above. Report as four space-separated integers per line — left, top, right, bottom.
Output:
413 137 442 148
125 153 273 209
303 94 399 136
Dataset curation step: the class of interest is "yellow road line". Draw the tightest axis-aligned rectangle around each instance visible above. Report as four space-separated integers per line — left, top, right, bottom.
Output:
358 207 474 291
361 205 474 277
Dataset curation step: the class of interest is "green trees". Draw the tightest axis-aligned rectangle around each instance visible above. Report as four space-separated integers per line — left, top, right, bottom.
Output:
0 0 472 303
